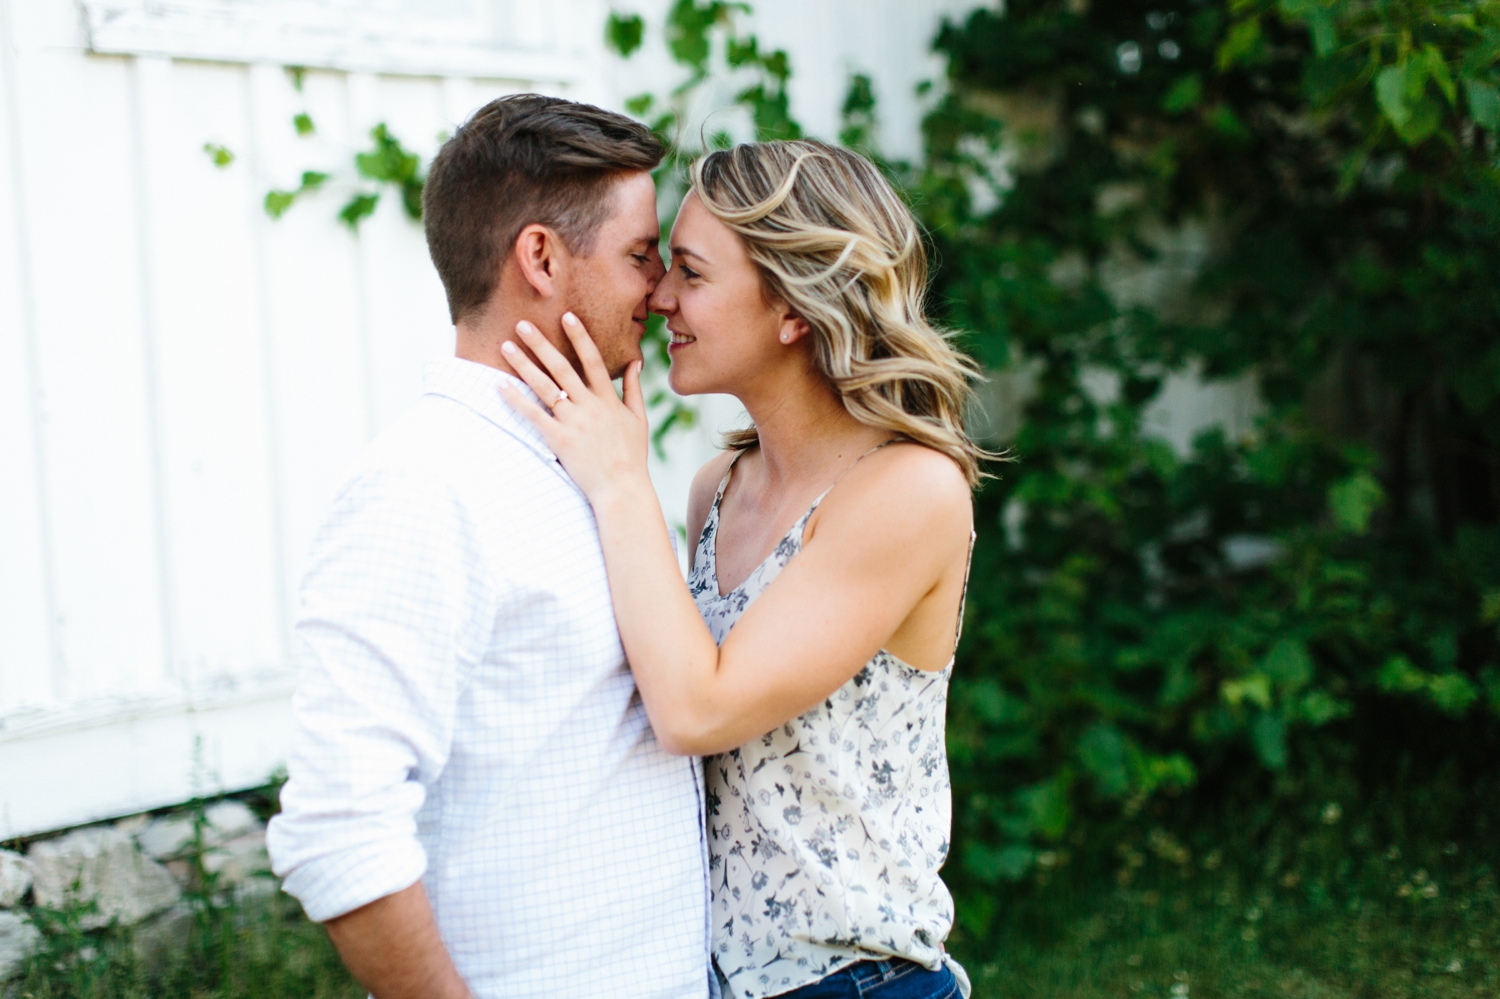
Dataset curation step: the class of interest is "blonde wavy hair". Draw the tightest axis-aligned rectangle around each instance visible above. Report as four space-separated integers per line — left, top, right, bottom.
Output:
692 139 994 486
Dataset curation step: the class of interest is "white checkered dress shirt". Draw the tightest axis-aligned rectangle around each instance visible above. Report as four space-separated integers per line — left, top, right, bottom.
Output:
268 357 712 998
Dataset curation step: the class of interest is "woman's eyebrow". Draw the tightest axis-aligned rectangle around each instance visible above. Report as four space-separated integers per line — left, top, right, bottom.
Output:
670 244 708 264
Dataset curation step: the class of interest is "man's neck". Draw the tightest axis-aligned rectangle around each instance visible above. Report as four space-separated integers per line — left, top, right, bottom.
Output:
455 298 563 381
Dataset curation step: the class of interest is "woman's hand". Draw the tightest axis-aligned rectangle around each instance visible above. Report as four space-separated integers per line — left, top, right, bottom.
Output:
497 313 652 503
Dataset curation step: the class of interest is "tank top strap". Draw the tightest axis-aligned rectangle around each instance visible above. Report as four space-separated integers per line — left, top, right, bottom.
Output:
806 437 902 514
953 529 977 649
712 449 749 508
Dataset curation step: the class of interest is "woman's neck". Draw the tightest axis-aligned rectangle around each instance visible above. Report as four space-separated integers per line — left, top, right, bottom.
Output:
737 360 890 491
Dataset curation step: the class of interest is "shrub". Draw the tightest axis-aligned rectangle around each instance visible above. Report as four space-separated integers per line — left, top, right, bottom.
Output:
915 0 1500 931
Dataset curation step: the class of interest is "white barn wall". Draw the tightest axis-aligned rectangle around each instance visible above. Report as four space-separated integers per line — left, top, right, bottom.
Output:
0 0 994 839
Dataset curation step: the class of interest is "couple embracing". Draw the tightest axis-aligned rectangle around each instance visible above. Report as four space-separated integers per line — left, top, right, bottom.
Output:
267 93 986 999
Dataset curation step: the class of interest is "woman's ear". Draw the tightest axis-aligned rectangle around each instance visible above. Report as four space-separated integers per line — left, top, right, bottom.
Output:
514 223 561 298
776 313 811 345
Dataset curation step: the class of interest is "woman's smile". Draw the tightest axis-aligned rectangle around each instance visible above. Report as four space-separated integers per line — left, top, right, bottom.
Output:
667 326 696 352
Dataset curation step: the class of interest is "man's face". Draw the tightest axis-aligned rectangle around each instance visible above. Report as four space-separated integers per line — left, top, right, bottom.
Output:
563 171 664 378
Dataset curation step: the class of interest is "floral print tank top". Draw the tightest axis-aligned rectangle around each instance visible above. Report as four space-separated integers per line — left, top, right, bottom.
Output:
689 447 973 999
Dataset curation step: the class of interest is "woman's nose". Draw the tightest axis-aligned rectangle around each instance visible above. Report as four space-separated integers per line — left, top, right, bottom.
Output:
648 281 675 315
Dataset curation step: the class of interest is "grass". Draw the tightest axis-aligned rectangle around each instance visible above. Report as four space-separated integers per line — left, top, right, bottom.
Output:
8 890 361 999
951 811 1499 998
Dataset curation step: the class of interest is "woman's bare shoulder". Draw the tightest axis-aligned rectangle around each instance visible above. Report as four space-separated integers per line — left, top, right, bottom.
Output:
817 442 972 543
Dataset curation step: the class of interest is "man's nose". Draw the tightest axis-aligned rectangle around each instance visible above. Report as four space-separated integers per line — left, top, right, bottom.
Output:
648 279 673 315
642 250 666 294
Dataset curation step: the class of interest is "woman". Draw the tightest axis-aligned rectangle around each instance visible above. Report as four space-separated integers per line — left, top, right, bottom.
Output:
498 139 988 999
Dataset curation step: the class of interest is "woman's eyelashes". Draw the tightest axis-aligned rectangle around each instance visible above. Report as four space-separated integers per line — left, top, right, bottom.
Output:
678 263 701 280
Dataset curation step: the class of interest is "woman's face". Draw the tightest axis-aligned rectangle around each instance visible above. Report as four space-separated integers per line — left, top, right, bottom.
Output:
649 191 793 398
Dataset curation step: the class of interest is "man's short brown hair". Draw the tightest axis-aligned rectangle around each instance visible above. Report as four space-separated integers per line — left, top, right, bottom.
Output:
423 94 665 323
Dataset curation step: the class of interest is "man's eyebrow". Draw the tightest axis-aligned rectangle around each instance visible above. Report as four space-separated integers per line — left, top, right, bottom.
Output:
632 233 660 247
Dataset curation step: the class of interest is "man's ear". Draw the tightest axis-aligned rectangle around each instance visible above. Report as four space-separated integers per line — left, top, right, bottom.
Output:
513 223 565 298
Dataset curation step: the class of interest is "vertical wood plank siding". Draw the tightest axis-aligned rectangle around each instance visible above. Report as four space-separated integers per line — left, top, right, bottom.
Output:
6 0 1216 838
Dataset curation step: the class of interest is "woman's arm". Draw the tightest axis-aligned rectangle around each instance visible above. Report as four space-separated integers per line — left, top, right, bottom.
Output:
498 316 969 755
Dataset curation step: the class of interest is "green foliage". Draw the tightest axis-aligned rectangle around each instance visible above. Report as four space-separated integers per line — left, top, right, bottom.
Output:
15 890 361 999
16 786 359 999
201 143 234 168
352 123 424 222
916 0 1500 937
264 171 328 219
610 1 803 444
606 10 646 57
664 0 749 80
262 118 425 232
839 73 878 151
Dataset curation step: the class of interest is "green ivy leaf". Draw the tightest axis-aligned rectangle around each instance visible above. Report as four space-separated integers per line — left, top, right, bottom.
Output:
1421 44 1457 105
1216 18 1262 71
1329 471 1384 533
1162 74 1204 114
1077 722 1131 798
666 0 746 74
1207 104 1250 141
355 124 420 184
264 189 296 218
1427 673 1479 714
1464 77 1500 130
1307 7 1337 57
1376 65 1412 129
294 112 315 136
338 192 380 231
1263 638 1314 693
1130 750 1196 796
202 143 234 168
1251 712 1288 770
1019 775 1073 840
264 171 329 220
963 842 1035 883
624 92 655 116
1299 690 1353 726
1482 590 1500 627
1222 673 1273 709
1276 0 1336 57
1400 98 1443 144
725 35 759 68
605 11 645 58
1378 655 1427 693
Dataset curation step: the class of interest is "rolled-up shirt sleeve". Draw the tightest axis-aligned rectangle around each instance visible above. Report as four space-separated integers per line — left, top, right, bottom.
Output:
267 467 494 923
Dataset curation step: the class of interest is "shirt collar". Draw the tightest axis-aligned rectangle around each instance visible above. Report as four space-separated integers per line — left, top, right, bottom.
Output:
422 356 558 466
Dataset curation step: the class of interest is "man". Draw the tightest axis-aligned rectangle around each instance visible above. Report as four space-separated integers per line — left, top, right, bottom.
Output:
267 95 711 999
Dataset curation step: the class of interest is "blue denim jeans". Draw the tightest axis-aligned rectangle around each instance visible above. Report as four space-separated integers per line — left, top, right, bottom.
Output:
773 959 961 999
